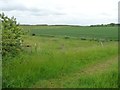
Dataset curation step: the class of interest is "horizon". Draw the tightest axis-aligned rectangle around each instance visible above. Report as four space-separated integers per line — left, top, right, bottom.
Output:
20 23 118 26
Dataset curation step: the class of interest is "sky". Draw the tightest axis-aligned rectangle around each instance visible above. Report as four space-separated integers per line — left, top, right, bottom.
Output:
0 0 119 25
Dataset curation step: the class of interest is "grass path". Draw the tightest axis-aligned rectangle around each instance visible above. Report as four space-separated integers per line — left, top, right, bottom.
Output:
33 56 118 88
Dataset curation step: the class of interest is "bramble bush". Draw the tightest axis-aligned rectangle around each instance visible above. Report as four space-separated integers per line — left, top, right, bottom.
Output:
0 13 23 57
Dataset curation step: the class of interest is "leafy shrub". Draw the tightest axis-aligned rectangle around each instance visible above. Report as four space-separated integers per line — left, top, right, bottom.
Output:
64 36 70 39
32 33 36 36
0 13 23 57
81 37 86 40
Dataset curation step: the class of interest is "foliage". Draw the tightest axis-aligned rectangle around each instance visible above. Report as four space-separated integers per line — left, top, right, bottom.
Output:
0 13 23 57
64 35 70 39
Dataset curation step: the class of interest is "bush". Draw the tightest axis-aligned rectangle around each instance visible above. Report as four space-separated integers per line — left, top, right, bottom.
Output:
32 33 36 36
81 37 86 40
64 36 70 39
0 13 23 57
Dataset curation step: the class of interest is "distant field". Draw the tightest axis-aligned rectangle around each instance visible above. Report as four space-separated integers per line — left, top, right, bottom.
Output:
21 25 118 40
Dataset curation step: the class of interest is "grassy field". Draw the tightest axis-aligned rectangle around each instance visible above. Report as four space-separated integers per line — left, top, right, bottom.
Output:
3 26 118 88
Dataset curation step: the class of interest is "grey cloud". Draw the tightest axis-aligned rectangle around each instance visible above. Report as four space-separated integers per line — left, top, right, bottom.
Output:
0 0 65 16
1 5 28 11
0 0 27 11
31 9 66 16
0 0 40 12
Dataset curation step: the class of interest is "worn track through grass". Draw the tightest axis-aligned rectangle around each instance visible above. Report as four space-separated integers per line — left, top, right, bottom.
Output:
33 56 118 88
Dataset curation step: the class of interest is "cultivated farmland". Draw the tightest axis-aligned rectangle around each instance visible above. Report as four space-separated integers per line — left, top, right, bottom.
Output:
21 25 118 40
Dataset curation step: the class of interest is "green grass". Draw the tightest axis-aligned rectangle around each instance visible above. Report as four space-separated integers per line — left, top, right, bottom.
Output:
33 56 117 88
21 25 118 40
2 36 118 88
62 57 118 88
3 24 118 88
77 64 118 88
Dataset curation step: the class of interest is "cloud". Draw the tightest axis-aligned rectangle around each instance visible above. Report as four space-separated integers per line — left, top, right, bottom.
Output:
0 0 119 25
0 0 65 17
31 9 65 16
0 0 26 11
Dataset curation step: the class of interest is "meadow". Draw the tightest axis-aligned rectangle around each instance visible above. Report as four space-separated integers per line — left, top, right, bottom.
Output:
3 25 118 88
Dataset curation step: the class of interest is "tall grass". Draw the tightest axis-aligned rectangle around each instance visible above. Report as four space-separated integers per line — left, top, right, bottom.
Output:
2 36 118 88
77 62 118 88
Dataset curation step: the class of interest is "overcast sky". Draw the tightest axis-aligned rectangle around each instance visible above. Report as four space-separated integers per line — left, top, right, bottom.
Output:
0 0 119 25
